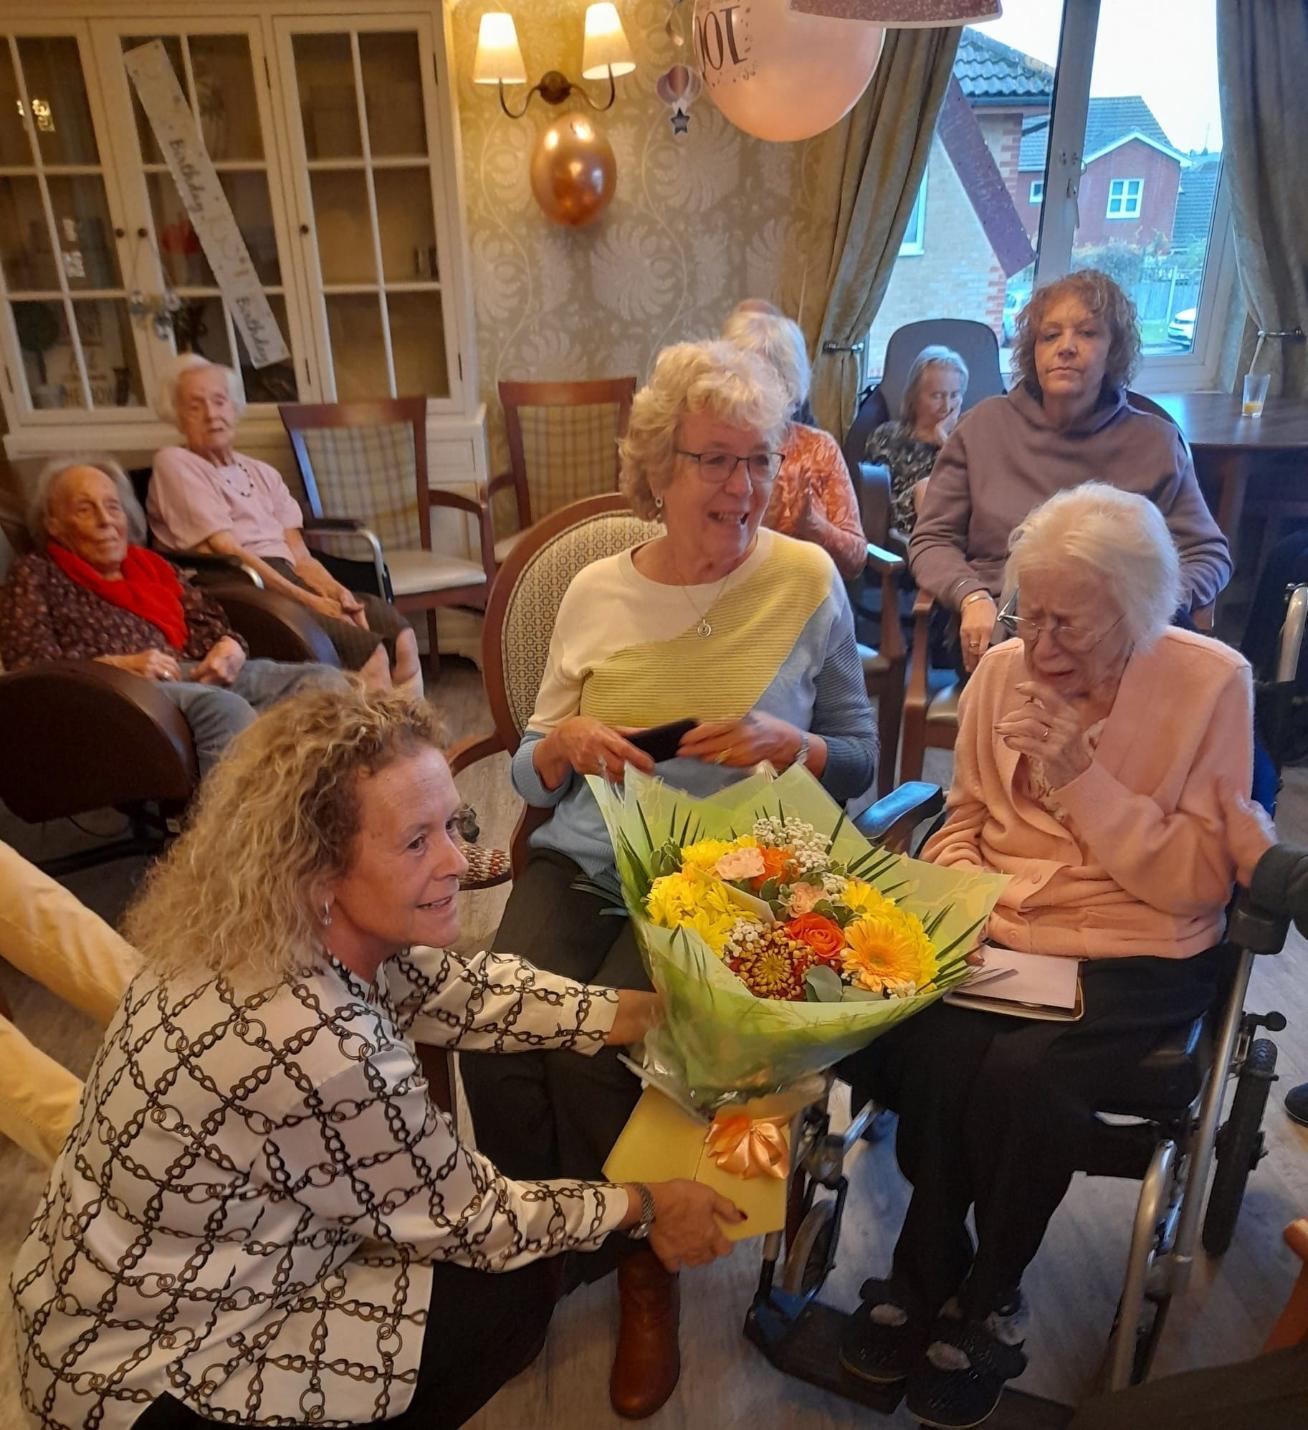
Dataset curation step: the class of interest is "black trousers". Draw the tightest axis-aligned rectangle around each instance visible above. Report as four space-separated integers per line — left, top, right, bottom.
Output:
132 1259 555 1429
841 948 1222 1318
460 850 650 1282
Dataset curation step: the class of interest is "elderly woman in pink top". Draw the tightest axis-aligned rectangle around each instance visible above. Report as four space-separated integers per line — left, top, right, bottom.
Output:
839 483 1252 1429
148 355 421 697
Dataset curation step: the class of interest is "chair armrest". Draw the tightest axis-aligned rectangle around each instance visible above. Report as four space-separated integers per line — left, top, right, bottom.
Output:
303 516 371 533
487 470 532 530
301 519 388 598
905 588 941 713
161 549 263 589
429 488 497 579
866 543 904 576
446 729 508 777
0 661 197 820
212 586 341 667
853 782 944 853
853 461 892 547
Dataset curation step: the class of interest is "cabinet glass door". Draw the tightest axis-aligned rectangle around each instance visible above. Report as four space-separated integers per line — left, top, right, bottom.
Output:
0 32 144 412
277 18 459 404
107 24 301 405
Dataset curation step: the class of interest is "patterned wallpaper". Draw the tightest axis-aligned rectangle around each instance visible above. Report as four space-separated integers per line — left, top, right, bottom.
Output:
449 0 841 468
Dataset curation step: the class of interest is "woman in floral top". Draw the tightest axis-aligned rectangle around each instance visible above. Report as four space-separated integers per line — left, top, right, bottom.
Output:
0 456 337 775
723 306 869 579
864 345 969 535
11 683 741 1430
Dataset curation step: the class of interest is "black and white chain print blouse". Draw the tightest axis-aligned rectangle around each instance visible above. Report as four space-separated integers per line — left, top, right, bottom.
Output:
11 946 624 1428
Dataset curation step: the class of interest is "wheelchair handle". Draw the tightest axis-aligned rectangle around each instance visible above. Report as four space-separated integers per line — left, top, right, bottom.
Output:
1227 893 1291 956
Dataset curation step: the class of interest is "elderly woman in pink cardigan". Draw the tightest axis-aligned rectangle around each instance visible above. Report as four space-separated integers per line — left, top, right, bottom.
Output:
839 482 1252 1429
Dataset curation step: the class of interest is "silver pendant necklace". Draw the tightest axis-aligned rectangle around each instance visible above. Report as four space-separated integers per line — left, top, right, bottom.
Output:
678 564 737 638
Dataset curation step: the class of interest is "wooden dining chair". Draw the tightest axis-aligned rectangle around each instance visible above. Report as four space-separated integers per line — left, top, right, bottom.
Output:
279 397 495 674
490 377 636 563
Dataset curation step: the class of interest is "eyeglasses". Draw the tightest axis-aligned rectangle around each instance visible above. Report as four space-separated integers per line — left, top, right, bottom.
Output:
997 606 1124 655
675 449 784 485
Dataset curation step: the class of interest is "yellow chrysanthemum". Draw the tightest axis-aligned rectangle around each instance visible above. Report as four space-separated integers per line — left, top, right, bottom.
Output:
681 839 736 872
646 868 755 954
841 907 936 995
840 878 896 918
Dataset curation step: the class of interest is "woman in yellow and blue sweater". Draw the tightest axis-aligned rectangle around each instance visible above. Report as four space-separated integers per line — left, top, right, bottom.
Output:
461 340 878 1418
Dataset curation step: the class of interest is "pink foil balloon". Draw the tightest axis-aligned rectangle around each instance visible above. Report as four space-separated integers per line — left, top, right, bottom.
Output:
693 0 884 142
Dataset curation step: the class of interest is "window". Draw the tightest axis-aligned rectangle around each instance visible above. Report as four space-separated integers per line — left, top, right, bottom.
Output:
899 174 926 255
867 0 1231 387
0 11 474 451
1106 177 1143 219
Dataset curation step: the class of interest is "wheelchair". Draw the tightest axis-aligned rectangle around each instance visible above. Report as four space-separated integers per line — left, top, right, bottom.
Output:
744 890 1291 1416
745 593 1308 1415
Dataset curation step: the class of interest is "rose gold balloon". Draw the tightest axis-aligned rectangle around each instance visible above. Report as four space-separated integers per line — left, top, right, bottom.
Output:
529 113 617 227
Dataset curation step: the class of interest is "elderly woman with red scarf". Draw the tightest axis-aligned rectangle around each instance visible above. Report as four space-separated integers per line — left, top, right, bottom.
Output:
0 456 341 776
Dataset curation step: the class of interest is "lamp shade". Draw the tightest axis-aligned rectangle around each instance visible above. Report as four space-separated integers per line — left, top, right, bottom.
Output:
581 3 636 79
473 11 527 85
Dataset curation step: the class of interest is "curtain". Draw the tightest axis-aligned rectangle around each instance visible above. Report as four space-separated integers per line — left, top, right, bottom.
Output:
779 25 961 436
1217 0 1308 398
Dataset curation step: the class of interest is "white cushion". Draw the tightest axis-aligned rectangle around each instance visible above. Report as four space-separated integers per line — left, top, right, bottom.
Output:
494 530 525 565
384 547 487 597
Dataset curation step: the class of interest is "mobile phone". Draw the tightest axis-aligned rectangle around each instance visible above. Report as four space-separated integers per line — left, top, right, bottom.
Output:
627 718 698 763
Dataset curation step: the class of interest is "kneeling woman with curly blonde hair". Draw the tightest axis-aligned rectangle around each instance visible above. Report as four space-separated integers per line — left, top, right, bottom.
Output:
12 683 742 1430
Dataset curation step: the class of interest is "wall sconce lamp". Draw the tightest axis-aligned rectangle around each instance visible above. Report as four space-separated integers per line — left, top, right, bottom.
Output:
473 4 635 119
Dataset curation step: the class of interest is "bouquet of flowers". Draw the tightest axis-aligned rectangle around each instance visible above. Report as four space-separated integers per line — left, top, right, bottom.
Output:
589 764 1007 1113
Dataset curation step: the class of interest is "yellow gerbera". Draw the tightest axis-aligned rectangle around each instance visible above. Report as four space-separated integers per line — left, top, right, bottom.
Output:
841 878 896 918
841 907 936 995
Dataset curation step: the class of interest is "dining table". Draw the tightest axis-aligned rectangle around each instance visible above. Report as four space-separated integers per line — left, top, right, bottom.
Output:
1151 391 1308 542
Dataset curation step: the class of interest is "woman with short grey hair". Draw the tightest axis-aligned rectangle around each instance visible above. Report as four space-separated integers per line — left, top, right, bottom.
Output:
0 456 339 776
148 354 420 696
722 306 868 579
463 337 878 1419
840 481 1250 1428
863 345 969 536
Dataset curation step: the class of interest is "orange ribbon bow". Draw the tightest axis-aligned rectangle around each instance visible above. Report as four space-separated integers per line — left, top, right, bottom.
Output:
704 1113 790 1179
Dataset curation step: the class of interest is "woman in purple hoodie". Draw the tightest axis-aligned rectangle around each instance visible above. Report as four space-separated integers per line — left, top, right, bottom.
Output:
908 270 1231 673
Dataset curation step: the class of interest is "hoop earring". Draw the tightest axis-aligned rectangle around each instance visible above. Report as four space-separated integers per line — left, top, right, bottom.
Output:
320 900 333 928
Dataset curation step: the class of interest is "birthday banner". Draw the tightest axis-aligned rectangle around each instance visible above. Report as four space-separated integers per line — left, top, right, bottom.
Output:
124 41 289 368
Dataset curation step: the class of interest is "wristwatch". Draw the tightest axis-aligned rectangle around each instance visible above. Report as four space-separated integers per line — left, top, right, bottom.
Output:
627 1182 656 1240
793 730 812 771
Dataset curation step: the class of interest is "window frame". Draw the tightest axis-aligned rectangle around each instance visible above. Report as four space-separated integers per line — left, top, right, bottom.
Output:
898 172 927 256
1105 176 1143 219
1029 178 1044 205
1031 0 1233 389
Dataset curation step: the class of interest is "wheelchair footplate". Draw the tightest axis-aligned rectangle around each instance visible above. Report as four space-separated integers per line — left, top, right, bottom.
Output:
745 1103 1074 1427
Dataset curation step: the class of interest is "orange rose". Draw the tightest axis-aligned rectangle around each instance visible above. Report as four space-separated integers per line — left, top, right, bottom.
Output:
751 845 796 890
785 913 845 964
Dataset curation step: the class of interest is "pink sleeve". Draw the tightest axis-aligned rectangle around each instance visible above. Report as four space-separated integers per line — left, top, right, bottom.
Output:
255 458 303 532
149 447 231 552
1054 661 1251 916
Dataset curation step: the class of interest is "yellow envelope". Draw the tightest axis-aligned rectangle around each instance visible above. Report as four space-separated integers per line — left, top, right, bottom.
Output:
603 1087 789 1241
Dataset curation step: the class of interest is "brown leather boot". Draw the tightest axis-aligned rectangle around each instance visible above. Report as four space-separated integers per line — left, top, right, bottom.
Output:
609 1247 681 1419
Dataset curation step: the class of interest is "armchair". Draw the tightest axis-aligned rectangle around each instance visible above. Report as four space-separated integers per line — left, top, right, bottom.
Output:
279 398 495 674
0 586 342 876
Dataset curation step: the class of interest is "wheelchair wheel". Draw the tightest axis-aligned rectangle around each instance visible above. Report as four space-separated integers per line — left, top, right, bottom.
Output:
1202 1037 1278 1256
780 1198 838 1298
